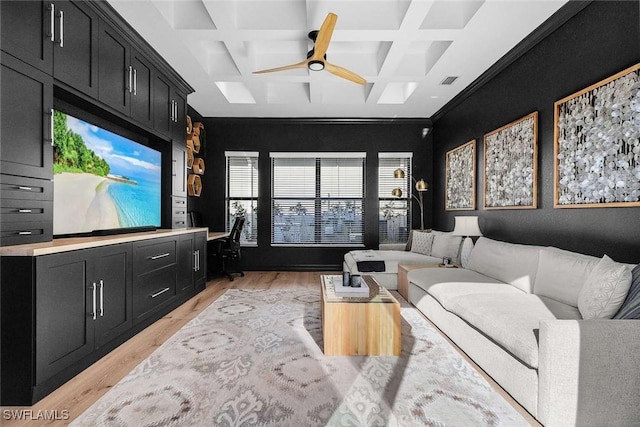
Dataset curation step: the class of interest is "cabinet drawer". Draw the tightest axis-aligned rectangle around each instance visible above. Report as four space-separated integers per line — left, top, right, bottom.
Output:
0 221 52 246
172 196 186 208
0 175 52 200
133 238 177 276
133 266 176 321
1 199 52 223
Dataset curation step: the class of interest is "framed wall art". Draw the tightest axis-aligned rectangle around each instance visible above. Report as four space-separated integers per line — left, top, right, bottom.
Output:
483 111 538 209
554 63 640 208
445 140 476 210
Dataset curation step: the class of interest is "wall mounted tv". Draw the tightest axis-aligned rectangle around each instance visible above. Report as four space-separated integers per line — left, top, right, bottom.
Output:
53 110 161 236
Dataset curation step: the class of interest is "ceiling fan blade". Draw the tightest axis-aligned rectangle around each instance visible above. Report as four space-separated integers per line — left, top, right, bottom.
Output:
253 60 308 74
311 13 337 61
325 62 366 85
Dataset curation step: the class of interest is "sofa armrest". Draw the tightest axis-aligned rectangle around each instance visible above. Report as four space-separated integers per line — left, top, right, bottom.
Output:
538 319 640 427
379 243 406 251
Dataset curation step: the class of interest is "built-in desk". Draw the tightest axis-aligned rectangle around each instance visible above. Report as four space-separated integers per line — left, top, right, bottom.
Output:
0 227 211 406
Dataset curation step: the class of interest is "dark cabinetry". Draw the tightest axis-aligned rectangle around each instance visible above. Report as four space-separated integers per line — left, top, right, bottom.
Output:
1 230 206 405
177 231 207 294
132 237 177 322
0 1 98 97
35 244 132 383
153 73 187 141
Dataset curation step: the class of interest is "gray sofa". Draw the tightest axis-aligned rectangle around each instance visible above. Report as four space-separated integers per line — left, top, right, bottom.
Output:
343 230 463 289
407 236 640 426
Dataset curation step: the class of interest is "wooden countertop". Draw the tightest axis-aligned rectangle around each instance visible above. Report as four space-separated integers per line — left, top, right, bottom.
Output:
0 228 212 257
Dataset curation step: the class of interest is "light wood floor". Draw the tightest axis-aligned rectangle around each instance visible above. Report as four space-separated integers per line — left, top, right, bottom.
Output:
1 271 539 426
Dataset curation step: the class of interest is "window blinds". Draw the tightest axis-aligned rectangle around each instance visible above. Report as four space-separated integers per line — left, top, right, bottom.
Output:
225 151 258 244
378 153 412 244
271 153 366 246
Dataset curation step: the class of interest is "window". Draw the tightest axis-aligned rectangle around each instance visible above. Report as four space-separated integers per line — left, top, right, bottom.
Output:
379 153 412 244
271 153 366 246
225 151 258 245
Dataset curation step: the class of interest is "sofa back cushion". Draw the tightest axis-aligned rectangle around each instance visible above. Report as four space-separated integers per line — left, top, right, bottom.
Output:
430 230 463 264
466 237 542 293
534 247 600 307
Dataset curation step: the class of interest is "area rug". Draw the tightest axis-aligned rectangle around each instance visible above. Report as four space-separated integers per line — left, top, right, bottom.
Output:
71 288 529 426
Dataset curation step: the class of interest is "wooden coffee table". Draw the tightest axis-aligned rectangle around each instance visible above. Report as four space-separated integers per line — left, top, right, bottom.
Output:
321 275 401 356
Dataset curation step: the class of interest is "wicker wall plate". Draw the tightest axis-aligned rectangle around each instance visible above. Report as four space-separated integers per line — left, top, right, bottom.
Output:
187 174 202 197
193 157 205 175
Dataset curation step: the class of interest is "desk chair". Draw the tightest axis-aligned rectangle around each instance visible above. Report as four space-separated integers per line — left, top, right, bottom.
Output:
212 216 245 281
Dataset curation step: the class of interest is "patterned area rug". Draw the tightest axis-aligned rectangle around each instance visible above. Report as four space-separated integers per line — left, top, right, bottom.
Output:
72 288 529 426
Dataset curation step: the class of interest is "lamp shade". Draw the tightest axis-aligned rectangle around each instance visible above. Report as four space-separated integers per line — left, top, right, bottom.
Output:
415 179 428 192
452 216 482 237
393 168 405 179
391 188 403 197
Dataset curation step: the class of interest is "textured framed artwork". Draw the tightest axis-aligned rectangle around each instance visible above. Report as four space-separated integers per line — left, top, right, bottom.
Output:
483 111 538 209
554 63 640 208
445 140 476 210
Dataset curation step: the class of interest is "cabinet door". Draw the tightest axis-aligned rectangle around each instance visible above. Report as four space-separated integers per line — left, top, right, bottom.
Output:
130 50 153 128
52 1 98 98
177 233 194 294
0 54 53 180
153 73 171 137
98 20 130 115
93 244 132 348
171 89 187 142
35 251 94 384
172 143 187 197
0 1 53 74
194 232 208 289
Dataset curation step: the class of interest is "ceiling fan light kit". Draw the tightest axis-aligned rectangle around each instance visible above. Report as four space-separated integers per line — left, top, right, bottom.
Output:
253 13 365 85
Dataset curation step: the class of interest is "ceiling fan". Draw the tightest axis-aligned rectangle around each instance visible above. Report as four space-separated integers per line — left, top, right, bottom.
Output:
253 13 366 85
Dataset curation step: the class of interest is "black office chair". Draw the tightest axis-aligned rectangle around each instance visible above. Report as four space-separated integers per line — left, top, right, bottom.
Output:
212 216 245 281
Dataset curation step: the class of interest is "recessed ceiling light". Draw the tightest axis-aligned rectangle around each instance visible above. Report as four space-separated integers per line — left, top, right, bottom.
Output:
440 76 459 85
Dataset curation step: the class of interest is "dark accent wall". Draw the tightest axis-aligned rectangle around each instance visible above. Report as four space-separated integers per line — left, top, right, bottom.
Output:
432 1 640 263
192 118 432 270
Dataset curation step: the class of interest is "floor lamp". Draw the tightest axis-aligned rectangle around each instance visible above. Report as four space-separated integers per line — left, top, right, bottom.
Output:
452 216 482 267
392 168 429 230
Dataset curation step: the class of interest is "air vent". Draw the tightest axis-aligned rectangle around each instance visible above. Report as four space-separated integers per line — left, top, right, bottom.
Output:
440 76 459 85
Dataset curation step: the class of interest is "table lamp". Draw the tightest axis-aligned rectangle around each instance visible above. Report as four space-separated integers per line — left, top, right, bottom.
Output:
452 216 482 267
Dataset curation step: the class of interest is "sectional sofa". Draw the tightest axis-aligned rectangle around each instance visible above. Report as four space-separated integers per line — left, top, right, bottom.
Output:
406 237 640 426
343 230 463 289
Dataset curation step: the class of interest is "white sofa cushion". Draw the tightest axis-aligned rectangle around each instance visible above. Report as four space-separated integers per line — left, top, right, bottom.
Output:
578 255 632 319
534 247 599 307
410 232 434 255
430 230 463 264
443 293 581 369
466 237 542 293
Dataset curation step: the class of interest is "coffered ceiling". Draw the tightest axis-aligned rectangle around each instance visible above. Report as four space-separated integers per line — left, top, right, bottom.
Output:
108 0 567 118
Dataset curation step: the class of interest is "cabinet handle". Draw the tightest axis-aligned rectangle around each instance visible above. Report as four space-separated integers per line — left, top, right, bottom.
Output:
48 4 55 42
151 287 170 299
18 209 33 213
149 252 170 260
58 10 64 47
17 186 33 191
91 283 97 320
193 250 198 271
99 280 104 317
50 108 55 146
128 66 133 93
133 68 137 96
175 221 185 225
17 231 32 236
174 100 178 122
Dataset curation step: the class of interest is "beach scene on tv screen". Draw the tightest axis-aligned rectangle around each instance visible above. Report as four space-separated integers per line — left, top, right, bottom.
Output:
53 111 161 235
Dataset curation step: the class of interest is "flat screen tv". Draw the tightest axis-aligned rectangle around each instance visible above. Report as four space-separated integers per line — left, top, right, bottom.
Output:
53 110 161 236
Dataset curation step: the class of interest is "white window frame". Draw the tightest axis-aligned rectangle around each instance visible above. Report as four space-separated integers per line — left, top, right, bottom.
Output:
225 151 259 246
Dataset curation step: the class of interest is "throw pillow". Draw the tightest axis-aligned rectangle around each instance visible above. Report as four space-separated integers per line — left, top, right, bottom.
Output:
613 264 640 319
578 255 632 320
410 231 434 255
430 232 463 263
405 229 431 251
